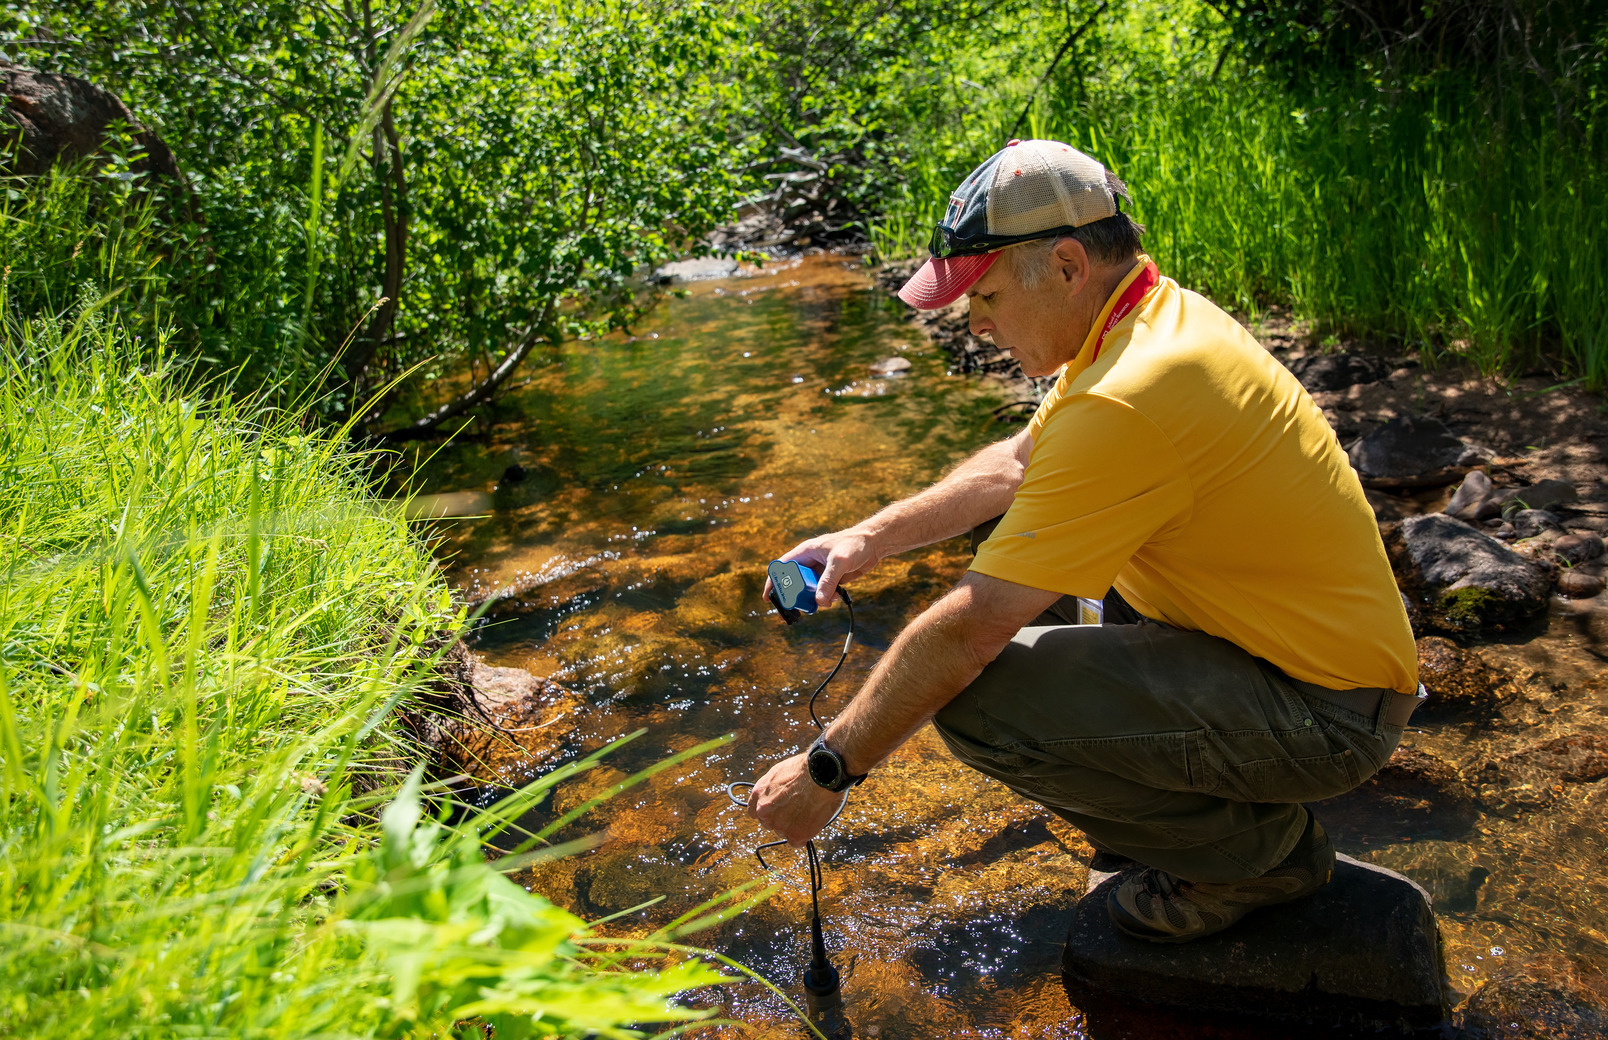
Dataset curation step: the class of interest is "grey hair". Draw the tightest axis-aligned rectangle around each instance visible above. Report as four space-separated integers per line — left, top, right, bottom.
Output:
1006 171 1146 287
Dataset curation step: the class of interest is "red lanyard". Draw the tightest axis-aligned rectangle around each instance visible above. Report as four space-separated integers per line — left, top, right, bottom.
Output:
1089 260 1159 363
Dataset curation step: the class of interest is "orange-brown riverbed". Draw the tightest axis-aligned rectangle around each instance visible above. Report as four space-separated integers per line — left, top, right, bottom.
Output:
411 255 1608 1038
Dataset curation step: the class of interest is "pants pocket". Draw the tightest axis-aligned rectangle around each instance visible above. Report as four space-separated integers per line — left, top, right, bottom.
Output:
1197 729 1361 804
1024 731 1201 794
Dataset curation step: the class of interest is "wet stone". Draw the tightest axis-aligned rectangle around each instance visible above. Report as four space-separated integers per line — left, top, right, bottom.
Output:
1286 352 1392 392
1348 414 1478 487
1063 856 1446 1029
868 356 913 377
1558 568 1607 598
1387 514 1554 633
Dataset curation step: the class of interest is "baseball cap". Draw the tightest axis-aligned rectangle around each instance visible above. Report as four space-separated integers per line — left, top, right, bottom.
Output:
897 139 1125 309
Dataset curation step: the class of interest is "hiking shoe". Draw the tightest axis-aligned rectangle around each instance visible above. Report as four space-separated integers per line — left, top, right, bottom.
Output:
1106 811 1335 943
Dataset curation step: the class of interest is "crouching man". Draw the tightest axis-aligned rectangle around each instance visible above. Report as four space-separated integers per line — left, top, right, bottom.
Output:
746 139 1422 942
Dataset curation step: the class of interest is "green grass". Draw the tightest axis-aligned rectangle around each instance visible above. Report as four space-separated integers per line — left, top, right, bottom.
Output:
0 295 773 1038
871 33 1608 388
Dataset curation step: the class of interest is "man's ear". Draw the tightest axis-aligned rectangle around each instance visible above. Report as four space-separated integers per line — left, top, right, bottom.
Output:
1052 236 1092 293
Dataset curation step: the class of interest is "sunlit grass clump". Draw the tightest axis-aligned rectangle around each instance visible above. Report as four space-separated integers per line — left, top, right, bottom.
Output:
870 37 1608 389
0 298 751 1038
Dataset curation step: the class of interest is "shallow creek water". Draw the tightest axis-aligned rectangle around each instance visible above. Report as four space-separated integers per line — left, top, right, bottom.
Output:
413 255 1608 1037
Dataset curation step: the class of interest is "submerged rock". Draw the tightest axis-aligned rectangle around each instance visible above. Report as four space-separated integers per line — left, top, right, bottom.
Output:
1387 514 1554 633
1064 856 1446 1028
1457 954 1608 1040
1415 637 1515 716
1361 839 1490 912
1315 745 1478 845
1477 734 1608 812
869 356 913 377
1349 415 1480 488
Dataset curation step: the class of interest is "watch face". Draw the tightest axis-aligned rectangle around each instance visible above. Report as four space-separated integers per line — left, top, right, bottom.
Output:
808 746 843 789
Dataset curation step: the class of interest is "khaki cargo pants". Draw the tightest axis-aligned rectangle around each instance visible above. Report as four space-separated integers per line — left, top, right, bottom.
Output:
932 587 1404 883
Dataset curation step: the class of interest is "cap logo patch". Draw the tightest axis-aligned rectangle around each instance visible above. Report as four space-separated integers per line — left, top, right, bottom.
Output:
945 195 966 225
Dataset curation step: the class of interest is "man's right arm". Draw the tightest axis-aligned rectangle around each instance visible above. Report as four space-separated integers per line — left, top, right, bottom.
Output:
778 427 1034 607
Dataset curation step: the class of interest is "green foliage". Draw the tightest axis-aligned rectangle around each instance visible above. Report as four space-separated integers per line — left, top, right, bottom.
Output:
341 770 734 1038
0 298 752 1037
868 0 1608 387
732 0 1044 233
4 1 760 417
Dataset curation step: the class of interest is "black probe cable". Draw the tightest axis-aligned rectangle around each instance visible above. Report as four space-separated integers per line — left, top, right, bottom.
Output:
726 588 856 964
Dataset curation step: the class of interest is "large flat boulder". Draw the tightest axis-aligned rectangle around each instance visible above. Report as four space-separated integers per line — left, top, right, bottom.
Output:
1063 855 1447 1029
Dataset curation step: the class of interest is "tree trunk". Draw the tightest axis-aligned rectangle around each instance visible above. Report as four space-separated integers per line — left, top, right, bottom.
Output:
342 95 408 387
342 0 409 388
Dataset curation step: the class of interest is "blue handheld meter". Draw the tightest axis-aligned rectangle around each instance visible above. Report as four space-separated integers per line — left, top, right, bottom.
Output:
767 559 820 624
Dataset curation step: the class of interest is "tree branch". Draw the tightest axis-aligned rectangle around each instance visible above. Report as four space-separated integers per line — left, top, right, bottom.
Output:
373 299 557 442
1008 1 1108 141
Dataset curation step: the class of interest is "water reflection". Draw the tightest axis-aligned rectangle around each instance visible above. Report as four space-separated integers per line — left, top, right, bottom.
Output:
413 255 1608 1037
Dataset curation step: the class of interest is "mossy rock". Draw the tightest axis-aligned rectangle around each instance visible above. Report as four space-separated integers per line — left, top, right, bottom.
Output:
1439 585 1520 630
1388 515 1553 636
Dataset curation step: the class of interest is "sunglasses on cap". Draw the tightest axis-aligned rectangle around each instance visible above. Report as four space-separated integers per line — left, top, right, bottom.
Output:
927 223 1085 260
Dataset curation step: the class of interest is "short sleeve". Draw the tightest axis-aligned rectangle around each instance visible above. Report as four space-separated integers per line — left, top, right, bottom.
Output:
970 393 1192 597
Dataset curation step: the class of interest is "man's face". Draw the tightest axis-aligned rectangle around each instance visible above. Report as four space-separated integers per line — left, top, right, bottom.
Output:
965 249 1087 378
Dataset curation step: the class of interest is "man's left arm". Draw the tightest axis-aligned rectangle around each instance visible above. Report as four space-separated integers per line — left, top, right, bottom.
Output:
747 571 1062 844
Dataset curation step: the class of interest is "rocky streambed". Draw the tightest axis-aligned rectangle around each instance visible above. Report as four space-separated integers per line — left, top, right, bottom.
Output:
421 255 1608 1038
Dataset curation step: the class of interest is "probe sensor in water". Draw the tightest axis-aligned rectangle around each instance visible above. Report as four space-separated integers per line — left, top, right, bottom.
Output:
725 559 857 1039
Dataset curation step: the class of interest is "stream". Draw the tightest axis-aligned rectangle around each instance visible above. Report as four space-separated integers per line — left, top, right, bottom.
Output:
413 255 1608 1038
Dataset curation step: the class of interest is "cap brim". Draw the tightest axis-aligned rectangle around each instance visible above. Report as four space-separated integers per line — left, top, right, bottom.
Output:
896 251 1001 309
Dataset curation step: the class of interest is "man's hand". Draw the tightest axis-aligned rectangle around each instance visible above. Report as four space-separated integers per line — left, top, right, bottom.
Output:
747 752 845 845
767 527 878 610
760 430 1033 613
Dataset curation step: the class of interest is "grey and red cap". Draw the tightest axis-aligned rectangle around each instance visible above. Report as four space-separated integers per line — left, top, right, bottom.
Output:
897 139 1125 309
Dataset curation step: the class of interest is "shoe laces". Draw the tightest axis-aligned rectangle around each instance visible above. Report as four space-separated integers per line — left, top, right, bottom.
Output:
1140 868 1191 901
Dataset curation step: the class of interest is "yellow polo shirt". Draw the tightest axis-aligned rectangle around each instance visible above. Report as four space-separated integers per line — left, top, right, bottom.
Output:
970 260 1418 694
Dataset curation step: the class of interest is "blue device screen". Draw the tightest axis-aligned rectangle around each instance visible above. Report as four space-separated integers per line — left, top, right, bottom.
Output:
767 560 819 614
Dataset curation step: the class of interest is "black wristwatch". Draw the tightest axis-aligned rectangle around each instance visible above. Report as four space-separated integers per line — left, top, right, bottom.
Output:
807 733 867 792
